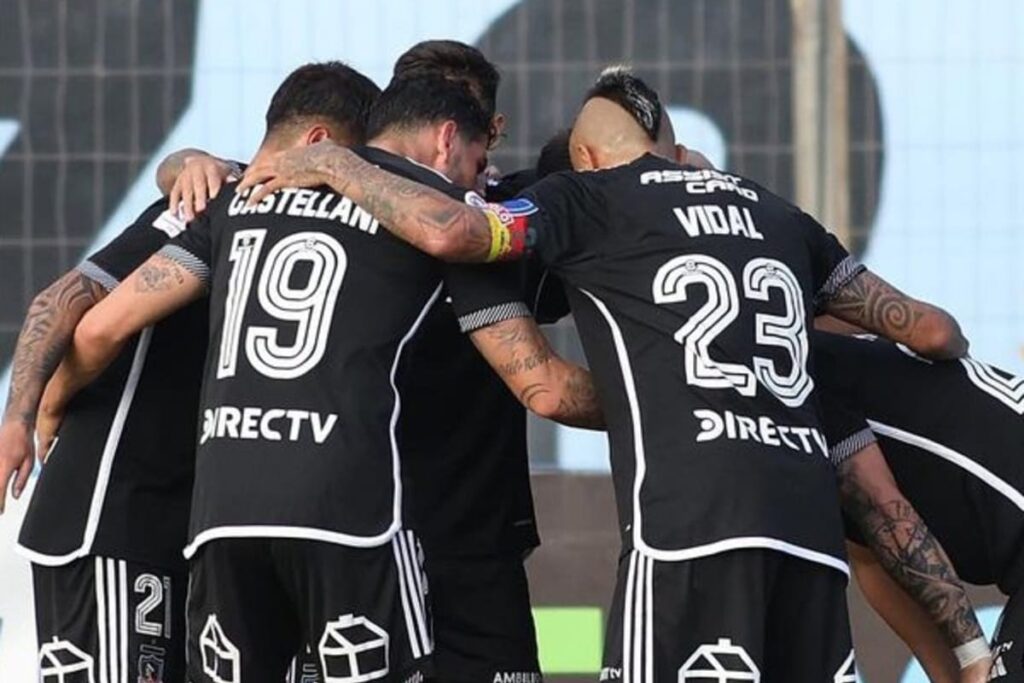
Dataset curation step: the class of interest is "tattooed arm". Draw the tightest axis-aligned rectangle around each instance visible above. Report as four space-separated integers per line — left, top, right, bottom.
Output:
0 270 107 511
824 270 967 359
239 141 500 262
469 317 604 429
37 255 205 450
839 442 985 654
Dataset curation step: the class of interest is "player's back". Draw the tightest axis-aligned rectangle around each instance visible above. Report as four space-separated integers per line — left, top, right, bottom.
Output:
522 154 860 569
815 331 1024 593
169 147 451 556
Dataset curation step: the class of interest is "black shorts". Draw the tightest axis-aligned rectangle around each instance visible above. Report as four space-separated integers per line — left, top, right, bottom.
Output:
186 531 432 683
603 548 855 683
290 552 540 683
991 587 1024 679
425 553 540 683
32 555 187 683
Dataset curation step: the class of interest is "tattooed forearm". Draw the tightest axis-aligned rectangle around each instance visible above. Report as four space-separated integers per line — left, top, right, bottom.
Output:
839 462 983 648
826 270 968 358
3 271 106 425
474 318 604 429
135 256 187 293
828 271 924 335
308 144 495 261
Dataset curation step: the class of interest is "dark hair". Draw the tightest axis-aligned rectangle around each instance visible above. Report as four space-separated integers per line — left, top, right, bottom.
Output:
367 75 491 143
393 40 500 115
584 66 662 142
265 61 381 141
536 128 573 178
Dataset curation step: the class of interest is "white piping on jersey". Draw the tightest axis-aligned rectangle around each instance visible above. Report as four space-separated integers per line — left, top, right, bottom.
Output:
16 328 154 567
401 155 454 183
869 420 1024 511
181 283 445 559
578 288 850 576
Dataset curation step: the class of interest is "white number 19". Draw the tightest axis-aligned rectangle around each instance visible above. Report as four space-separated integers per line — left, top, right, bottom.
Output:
217 229 347 380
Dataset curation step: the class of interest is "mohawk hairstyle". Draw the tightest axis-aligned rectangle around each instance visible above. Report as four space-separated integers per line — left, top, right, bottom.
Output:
584 65 662 142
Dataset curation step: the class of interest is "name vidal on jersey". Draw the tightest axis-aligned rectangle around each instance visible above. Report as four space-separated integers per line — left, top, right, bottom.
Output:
673 204 764 240
694 408 828 458
228 187 379 234
200 405 338 445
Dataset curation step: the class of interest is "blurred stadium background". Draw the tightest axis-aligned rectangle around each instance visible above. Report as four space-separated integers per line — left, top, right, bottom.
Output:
0 0 1021 680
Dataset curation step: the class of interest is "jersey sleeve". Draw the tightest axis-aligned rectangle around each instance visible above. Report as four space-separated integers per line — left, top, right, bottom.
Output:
445 263 531 334
797 211 866 312
78 199 180 291
817 386 877 468
507 171 601 266
155 211 214 288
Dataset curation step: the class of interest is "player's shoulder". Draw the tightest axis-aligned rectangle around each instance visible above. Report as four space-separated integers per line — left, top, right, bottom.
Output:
356 145 465 201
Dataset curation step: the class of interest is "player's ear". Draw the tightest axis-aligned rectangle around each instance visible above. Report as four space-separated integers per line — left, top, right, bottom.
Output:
571 141 597 172
674 143 688 164
304 125 332 146
437 120 459 163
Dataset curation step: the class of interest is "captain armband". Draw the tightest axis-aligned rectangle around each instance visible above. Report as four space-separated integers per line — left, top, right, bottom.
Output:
483 204 529 262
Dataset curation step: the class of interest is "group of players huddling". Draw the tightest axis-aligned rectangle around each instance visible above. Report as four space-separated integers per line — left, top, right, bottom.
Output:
1 38 1022 683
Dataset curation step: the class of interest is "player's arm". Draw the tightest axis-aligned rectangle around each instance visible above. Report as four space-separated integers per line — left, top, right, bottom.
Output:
469 317 604 429
37 255 205 449
823 270 967 359
849 541 961 683
838 442 991 673
0 270 107 511
156 148 240 220
239 141 506 263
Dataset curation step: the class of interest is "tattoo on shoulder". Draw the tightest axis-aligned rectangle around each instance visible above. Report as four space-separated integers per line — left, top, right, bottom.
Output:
135 257 186 293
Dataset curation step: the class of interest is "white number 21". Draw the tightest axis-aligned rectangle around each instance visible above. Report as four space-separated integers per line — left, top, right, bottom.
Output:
218 229 347 380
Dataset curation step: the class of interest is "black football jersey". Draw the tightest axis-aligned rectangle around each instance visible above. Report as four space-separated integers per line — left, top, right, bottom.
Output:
163 147 526 558
510 155 863 573
814 331 1024 594
17 198 208 568
397 173 571 558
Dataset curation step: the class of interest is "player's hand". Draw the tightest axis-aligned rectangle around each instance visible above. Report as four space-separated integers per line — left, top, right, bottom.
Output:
169 154 238 221
958 655 992 683
239 140 342 206
35 407 63 465
0 420 35 513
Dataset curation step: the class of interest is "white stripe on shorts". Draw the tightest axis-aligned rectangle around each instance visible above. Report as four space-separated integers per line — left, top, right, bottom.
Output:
392 535 424 659
623 551 654 683
95 558 108 683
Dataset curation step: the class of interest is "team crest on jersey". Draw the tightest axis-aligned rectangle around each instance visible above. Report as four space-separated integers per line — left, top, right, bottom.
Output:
318 614 390 682
199 615 241 683
39 637 96 683
678 639 760 682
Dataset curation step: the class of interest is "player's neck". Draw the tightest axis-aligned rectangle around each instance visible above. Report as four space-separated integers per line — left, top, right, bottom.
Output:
368 134 440 175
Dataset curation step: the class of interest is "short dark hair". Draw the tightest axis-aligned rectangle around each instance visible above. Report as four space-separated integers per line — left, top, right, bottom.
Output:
393 40 500 115
367 75 491 143
265 61 381 141
536 129 573 178
585 66 662 142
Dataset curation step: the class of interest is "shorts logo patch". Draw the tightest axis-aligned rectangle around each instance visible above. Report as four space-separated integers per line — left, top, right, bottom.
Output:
833 650 856 683
678 638 759 682
318 614 390 683
199 615 241 683
39 638 96 683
